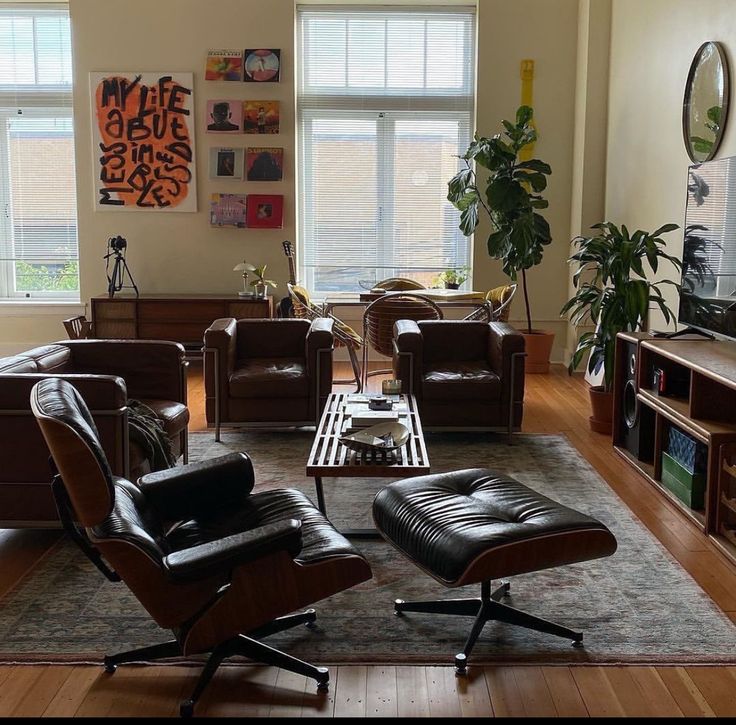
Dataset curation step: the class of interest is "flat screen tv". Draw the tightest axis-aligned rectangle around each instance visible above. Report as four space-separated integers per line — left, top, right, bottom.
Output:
680 155 736 340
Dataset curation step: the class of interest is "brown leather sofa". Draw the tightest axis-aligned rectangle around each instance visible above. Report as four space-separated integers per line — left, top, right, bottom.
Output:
0 340 189 526
392 320 525 436
203 318 334 439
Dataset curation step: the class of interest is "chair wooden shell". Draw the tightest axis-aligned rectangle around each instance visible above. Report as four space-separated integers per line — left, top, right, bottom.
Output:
362 293 443 385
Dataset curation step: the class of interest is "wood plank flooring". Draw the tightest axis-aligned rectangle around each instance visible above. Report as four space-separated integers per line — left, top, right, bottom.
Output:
1 362 735 718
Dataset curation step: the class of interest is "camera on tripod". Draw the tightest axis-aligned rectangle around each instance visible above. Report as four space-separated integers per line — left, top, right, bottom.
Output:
104 235 139 298
109 235 127 253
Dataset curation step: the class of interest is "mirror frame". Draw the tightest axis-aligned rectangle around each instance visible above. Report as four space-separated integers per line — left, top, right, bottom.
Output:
683 41 730 163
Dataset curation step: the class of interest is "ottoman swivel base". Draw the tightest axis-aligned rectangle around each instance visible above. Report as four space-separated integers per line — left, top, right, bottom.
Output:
373 468 618 673
394 580 583 675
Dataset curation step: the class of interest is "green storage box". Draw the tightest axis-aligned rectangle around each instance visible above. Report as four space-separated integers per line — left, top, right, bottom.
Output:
661 451 705 509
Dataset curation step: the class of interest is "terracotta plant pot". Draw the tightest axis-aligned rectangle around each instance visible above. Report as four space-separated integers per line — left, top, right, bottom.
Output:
520 330 555 374
588 385 613 435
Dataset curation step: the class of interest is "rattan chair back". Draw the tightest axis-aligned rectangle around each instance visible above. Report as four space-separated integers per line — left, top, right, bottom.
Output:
363 293 443 357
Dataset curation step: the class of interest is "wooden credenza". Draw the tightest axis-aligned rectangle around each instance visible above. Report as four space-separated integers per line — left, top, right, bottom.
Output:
613 331 736 565
91 294 274 352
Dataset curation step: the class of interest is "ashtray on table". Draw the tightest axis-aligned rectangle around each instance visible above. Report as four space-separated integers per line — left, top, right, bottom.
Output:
339 421 410 453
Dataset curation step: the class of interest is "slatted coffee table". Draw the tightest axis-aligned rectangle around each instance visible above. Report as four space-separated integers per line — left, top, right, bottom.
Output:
306 392 430 538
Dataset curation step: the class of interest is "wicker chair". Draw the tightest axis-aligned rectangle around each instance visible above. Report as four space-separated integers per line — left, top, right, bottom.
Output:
373 277 426 292
288 283 363 392
463 284 516 323
63 315 93 339
362 292 443 386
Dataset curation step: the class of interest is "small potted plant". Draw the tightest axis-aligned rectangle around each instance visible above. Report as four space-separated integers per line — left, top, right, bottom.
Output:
248 263 278 299
448 105 554 372
561 222 682 433
435 267 469 289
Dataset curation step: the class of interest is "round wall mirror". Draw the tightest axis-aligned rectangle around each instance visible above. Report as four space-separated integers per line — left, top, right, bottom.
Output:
683 41 730 163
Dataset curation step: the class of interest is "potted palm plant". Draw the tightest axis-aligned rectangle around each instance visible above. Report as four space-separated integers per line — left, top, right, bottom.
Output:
448 105 554 372
561 222 682 433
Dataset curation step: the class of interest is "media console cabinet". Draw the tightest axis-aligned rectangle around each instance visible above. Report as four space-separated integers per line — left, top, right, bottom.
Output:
90 294 274 354
613 331 736 564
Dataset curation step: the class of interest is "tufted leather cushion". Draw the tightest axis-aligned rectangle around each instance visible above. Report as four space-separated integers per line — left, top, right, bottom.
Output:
373 468 617 585
423 362 501 401
167 487 360 565
229 358 308 399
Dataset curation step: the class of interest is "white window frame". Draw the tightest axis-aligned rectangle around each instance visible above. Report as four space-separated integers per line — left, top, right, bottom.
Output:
297 5 476 295
0 3 78 302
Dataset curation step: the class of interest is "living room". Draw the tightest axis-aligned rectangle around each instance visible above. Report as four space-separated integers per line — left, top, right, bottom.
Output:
0 0 735 718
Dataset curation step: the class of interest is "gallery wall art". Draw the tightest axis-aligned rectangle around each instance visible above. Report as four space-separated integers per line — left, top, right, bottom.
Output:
206 99 242 133
244 49 281 82
210 193 247 227
205 49 243 81
243 100 280 134
90 72 197 212
209 148 244 179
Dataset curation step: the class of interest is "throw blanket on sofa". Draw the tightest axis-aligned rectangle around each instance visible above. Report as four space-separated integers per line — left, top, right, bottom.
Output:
128 400 176 472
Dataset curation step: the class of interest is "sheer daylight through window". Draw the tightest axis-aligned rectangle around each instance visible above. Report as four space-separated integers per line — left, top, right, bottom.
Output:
0 5 78 300
297 6 476 292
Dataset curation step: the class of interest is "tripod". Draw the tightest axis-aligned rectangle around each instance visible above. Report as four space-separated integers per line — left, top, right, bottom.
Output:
104 238 139 298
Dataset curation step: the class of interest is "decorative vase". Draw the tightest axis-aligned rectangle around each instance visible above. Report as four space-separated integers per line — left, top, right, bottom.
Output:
520 330 554 374
444 282 460 290
254 283 267 299
588 385 613 435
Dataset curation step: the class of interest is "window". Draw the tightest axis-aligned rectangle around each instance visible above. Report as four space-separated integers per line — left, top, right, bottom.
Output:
297 6 476 293
0 5 78 300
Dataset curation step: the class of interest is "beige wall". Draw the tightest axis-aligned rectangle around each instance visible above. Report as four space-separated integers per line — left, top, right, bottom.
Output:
606 0 736 329
475 0 579 361
3 0 585 362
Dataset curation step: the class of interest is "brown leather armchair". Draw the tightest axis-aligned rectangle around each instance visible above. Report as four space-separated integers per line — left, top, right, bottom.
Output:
204 318 334 439
392 320 525 438
0 340 188 526
31 377 371 718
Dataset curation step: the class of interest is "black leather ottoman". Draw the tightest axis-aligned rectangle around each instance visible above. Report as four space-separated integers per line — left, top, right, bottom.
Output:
372 468 617 672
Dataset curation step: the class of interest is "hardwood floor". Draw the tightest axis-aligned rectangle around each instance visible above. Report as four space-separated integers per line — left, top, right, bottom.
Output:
1 362 735 717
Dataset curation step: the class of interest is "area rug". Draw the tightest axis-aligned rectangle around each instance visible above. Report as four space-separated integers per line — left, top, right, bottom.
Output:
0 431 734 665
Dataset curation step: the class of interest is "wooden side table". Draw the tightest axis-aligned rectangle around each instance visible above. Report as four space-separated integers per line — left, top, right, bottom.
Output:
306 392 430 538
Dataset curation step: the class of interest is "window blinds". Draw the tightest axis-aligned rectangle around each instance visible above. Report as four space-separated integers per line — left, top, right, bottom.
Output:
297 5 476 293
0 4 78 299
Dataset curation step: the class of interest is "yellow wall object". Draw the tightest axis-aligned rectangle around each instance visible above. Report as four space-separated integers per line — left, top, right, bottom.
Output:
519 59 536 161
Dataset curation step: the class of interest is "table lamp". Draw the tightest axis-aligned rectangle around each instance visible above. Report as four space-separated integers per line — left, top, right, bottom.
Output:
233 261 256 297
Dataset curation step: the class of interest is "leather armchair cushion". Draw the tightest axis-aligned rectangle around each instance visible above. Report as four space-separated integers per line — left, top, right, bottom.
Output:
236 319 309 359
140 399 190 436
422 362 501 401
167 488 360 565
229 358 308 399
373 469 617 585
138 452 255 521
163 519 303 582
25 345 73 373
419 321 489 363
0 354 38 373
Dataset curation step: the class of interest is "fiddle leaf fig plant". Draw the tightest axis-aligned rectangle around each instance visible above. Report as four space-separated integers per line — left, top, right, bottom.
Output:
448 105 552 334
561 222 682 392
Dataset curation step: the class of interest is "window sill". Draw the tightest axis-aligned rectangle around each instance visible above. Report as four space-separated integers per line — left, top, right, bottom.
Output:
0 300 85 317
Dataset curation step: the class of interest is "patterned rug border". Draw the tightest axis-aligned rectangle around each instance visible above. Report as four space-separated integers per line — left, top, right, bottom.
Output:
1 432 734 667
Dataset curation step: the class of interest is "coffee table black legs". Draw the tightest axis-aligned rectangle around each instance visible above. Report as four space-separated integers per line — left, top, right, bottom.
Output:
313 477 382 539
314 476 326 515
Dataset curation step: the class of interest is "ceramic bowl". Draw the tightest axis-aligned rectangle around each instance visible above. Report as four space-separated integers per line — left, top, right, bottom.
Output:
339 421 410 453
